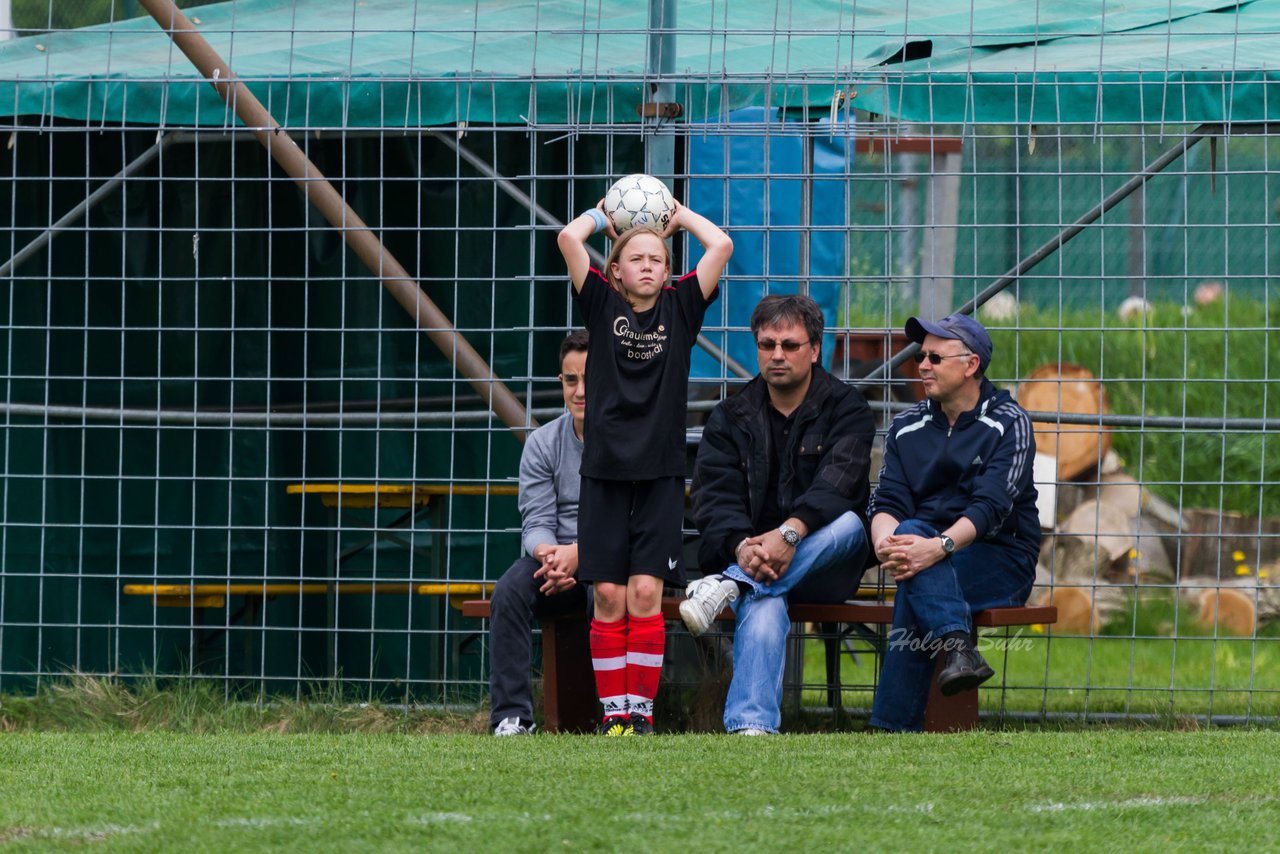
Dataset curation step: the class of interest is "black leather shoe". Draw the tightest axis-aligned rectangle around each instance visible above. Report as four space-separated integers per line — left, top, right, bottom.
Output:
936 642 995 697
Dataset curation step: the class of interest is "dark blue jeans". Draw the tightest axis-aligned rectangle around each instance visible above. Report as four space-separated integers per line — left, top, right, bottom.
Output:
488 555 591 728
869 519 1035 732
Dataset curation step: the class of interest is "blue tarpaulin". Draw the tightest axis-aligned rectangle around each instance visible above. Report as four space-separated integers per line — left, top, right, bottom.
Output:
688 107 851 378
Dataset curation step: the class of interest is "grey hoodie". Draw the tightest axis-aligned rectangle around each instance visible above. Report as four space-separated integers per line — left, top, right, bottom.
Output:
518 412 583 555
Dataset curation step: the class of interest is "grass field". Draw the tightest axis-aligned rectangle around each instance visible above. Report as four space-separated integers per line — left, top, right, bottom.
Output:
2 730 1278 851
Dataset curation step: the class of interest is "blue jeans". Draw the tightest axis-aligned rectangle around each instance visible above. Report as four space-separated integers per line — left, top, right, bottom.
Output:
722 511 868 734
869 519 1036 732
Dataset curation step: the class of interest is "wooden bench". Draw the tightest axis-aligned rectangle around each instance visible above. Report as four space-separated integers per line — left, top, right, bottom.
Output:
461 596 1056 733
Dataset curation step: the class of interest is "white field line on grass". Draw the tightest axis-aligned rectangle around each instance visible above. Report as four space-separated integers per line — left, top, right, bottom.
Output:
407 813 474 824
215 813 478 829
1026 796 1207 813
24 796 1253 842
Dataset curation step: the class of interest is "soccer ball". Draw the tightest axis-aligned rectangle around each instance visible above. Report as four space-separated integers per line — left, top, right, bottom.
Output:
602 173 676 233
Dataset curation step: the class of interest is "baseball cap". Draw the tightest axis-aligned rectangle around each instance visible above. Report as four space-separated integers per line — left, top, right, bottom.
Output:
905 313 993 372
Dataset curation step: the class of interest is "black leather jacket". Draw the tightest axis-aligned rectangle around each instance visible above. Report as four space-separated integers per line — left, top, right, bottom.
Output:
691 365 875 572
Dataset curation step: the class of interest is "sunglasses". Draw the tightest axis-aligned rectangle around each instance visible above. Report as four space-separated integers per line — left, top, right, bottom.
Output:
756 339 810 353
914 351 973 365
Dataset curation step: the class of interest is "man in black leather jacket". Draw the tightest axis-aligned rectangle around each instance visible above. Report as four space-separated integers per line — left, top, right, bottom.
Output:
686 294 875 734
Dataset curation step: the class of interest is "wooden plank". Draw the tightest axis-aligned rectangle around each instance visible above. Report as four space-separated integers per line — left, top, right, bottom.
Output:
285 481 519 508
855 136 964 156
462 598 1057 628
973 605 1057 627
125 581 498 609
123 582 417 605
415 582 496 597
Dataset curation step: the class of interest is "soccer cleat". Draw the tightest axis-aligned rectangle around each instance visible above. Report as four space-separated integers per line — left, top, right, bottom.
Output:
679 574 739 637
628 713 655 736
597 715 632 736
493 717 535 736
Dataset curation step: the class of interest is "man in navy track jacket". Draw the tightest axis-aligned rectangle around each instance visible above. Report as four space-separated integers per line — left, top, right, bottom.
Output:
867 312 1040 732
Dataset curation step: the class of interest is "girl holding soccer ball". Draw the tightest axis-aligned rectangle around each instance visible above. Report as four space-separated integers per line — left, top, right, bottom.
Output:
556 186 733 735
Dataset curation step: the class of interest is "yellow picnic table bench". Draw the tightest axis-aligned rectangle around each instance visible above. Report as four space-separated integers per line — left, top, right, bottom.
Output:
121 482 519 677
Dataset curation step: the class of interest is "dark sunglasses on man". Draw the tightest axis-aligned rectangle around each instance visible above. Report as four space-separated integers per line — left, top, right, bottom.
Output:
914 350 973 365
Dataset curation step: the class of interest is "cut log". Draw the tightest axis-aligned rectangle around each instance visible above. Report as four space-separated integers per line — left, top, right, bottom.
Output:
1032 584 1126 634
1017 363 1111 481
1176 508 1280 582
1193 588 1257 635
1048 499 1136 583
1179 571 1280 634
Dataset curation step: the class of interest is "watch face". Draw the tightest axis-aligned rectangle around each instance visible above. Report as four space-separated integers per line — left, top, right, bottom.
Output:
781 526 800 546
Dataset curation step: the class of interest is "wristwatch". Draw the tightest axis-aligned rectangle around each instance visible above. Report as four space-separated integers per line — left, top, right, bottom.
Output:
939 534 956 556
778 524 802 547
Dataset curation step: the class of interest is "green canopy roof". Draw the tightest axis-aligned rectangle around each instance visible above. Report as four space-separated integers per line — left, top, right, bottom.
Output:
0 0 1273 127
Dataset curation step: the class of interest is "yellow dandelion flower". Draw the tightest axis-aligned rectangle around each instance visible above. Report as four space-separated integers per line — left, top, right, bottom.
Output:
1236 565 1251 576
1233 550 1247 562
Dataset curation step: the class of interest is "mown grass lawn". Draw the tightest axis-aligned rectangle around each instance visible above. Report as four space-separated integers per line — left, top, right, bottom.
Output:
2 730 1278 852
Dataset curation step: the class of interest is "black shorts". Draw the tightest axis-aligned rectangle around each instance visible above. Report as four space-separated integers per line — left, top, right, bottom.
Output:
576 475 686 586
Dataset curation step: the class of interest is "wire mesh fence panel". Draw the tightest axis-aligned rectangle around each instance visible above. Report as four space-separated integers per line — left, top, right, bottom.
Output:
0 0 1275 725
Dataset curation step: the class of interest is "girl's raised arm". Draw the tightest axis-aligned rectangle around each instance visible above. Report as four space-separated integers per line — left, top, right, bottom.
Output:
557 204 612 293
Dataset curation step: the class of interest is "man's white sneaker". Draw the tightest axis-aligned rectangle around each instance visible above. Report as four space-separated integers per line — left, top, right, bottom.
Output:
493 717 535 736
679 574 739 637
735 727 772 736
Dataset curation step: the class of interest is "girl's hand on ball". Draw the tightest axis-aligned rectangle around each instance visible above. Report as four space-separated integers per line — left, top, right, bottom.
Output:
660 199 683 237
596 198 620 239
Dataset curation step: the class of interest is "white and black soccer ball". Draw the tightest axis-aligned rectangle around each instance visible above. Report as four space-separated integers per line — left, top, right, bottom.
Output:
602 173 676 233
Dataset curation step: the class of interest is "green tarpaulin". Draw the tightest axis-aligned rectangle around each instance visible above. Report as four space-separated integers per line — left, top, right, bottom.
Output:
0 0 1276 127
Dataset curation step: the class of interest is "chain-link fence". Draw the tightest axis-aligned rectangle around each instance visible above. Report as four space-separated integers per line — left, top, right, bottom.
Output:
0 0 1276 726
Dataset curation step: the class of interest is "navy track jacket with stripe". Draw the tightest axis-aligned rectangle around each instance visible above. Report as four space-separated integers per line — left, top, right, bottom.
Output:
869 378 1041 562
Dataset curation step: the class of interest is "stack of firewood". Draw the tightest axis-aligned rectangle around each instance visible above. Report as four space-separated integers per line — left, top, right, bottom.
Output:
1019 364 1280 635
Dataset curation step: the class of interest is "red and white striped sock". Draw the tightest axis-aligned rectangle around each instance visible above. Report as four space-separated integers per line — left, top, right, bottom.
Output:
589 616 629 720
626 613 665 722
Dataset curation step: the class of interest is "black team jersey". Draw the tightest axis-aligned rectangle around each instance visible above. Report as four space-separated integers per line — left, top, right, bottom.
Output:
575 267 718 480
